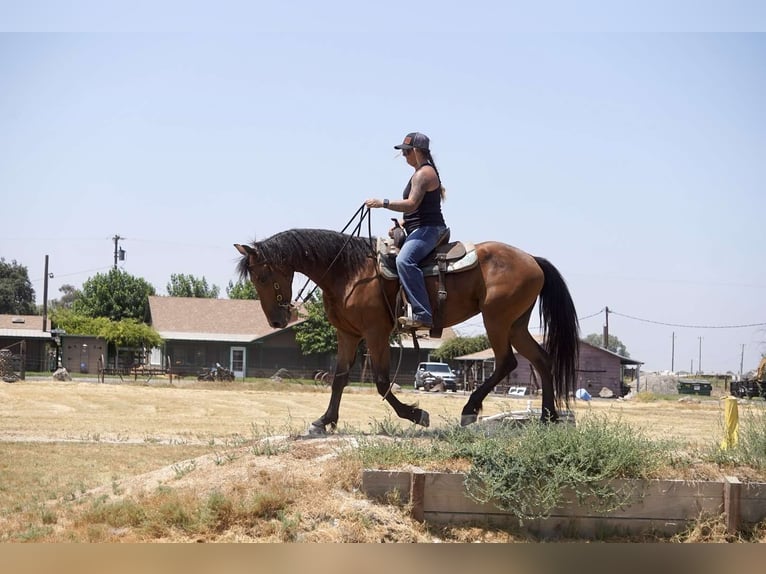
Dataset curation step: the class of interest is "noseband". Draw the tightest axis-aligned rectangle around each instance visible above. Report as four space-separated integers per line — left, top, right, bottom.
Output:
248 255 293 311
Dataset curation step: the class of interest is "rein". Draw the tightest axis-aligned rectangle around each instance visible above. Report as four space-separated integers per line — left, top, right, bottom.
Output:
290 204 405 396
293 203 376 304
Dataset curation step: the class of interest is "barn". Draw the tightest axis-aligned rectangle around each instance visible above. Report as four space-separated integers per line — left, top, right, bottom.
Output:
454 337 642 397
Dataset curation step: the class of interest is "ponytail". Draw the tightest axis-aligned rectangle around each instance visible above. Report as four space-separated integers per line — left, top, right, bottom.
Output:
423 150 447 201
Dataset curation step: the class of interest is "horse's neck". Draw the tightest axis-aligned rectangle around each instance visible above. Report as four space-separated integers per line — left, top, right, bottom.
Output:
297 259 374 295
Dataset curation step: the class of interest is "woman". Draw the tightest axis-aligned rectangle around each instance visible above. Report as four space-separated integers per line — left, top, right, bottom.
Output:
365 132 447 330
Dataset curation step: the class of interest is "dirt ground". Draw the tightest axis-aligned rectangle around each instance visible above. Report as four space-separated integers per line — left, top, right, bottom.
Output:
1 376 764 542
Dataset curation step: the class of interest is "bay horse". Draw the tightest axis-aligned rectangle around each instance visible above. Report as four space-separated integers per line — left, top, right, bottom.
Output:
235 228 579 434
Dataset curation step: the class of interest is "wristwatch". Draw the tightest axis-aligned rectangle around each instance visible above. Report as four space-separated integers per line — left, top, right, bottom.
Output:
383 199 389 208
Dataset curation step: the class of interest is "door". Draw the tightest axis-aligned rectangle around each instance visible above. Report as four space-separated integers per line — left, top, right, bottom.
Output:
230 347 246 380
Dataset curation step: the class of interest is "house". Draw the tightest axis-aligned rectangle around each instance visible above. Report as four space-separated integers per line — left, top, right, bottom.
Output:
147 296 458 382
455 337 642 397
0 314 53 374
147 296 319 379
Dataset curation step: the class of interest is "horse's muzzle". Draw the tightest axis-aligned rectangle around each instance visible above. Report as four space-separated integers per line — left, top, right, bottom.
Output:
269 306 293 329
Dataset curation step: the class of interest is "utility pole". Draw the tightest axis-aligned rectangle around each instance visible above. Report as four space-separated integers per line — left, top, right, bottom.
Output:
112 235 126 269
602 306 609 349
671 331 675 373
698 337 703 375
42 255 49 332
740 344 745 379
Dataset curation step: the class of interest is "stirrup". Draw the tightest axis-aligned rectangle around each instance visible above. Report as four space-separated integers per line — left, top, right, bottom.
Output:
398 316 432 330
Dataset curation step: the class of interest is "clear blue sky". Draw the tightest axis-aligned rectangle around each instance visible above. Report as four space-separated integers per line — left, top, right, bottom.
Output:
1 3 765 375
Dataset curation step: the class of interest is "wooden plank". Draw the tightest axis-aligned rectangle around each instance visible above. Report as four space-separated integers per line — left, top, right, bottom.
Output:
724 476 742 533
424 473 499 514
740 480 766 524
362 470 766 535
362 470 411 503
410 472 425 522
553 479 723 520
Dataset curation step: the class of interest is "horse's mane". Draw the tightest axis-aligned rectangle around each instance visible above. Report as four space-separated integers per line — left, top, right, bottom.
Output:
237 228 374 280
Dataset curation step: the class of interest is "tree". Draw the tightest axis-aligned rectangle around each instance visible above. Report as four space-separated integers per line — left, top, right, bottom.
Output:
0 258 36 314
226 279 258 300
431 335 490 362
51 308 162 348
293 292 337 355
166 274 220 298
72 269 156 322
49 284 81 311
584 333 630 357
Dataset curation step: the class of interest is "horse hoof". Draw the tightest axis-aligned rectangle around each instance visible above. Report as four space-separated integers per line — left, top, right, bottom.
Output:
461 414 477 427
417 410 430 427
308 423 327 436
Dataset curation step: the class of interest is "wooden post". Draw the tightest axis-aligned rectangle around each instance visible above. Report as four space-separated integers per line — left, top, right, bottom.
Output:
20 340 26 380
410 471 425 522
724 475 741 535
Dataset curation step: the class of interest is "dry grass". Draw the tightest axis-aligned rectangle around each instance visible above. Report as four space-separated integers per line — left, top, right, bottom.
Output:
1 377 765 542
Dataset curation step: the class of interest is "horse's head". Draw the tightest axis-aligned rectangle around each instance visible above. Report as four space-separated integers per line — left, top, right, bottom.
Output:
234 243 295 329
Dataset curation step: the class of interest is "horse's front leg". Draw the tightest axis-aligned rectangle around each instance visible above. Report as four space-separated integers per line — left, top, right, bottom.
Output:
309 330 360 435
368 338 430 428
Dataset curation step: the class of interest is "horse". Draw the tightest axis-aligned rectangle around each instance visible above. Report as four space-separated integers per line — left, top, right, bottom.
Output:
235 228 579 434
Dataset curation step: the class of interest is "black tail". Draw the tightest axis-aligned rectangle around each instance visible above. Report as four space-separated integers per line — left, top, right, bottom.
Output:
534 257 580 410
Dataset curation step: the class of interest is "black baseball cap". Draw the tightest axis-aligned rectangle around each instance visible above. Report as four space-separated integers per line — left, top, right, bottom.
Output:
394 132 430 151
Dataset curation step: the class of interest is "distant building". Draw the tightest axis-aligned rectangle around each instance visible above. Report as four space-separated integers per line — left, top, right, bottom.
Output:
454 337 642 397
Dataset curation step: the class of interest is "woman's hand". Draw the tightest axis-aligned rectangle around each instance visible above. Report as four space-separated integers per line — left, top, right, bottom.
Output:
365 198 383 209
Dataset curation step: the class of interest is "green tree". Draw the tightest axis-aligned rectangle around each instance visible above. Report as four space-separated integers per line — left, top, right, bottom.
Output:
72 269 156 322
49 284 81 311
166 274 220 298
293 292 337 355
226 279 258 300
51 308 162 348
0 258 36 314
431 335 490 362
584 333 630 357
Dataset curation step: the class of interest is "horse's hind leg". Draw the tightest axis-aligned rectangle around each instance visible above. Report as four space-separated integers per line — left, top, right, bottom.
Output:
460 322 518 426
510 328 558 422
461 350 517 426
310 330 360 435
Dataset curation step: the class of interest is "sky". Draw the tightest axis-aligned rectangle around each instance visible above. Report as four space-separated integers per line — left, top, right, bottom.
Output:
1 2 765 375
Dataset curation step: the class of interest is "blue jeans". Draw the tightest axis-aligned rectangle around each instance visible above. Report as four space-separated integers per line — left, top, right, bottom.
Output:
396 225 446 325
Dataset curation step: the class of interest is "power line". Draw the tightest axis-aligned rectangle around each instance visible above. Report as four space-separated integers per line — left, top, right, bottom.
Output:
578 309 604 321
609 310 766 330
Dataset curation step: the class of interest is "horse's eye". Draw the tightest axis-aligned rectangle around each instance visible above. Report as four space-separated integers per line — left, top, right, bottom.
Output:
255 274 268 285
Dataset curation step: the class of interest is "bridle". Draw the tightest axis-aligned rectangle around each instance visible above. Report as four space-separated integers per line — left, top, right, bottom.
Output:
246 254 293 312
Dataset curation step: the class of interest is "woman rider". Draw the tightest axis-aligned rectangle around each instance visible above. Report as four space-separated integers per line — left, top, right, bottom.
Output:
365 132 447 330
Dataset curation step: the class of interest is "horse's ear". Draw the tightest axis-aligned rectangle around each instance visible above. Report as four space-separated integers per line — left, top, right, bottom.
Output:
234 243 254 256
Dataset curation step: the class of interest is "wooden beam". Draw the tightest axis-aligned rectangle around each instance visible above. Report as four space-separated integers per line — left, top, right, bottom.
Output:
724 475 742 534
410 472 425 522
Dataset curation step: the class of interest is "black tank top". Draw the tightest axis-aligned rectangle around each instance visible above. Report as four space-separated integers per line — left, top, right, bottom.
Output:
402 162 445 235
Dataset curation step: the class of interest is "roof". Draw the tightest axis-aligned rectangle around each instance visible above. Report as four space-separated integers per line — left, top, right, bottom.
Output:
396 327 458 350
147 296 304 343
454 333 545 361
454 338 643 366
580 340 643 365
454 348 496 361
0 314 52 340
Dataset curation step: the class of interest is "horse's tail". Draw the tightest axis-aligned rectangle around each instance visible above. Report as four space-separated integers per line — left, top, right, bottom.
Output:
534 257 580 410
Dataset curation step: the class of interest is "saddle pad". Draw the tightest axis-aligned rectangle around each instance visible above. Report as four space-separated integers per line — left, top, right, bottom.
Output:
377 237 478 280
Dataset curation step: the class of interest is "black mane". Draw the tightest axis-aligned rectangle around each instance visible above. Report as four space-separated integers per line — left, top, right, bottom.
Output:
237 228 375 280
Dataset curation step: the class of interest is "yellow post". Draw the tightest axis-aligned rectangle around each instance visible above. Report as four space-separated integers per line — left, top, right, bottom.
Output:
720 396 739 450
